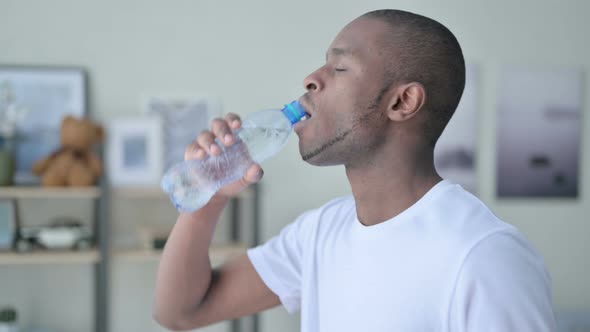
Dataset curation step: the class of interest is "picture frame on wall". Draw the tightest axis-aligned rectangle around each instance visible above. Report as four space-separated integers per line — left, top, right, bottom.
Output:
107 117 163 187
496 65 582 198
0 65 87 184
144 95 221 170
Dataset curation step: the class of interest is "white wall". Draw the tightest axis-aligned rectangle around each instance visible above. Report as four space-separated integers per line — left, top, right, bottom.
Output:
1 0 588 331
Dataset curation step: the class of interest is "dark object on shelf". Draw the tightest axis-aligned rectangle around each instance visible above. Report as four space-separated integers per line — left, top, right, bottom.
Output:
153 237 167 250
138 226 171 251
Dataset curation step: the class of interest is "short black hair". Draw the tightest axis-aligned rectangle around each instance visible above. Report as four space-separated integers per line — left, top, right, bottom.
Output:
362 9 466 147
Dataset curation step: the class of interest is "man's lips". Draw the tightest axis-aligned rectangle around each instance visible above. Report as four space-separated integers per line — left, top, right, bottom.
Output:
297 98 313 121
294 101 312 133
294 118 309 133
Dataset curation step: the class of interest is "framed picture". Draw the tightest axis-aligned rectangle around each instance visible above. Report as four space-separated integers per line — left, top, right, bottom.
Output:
107 117 163 187
0 65 87 184
144 95 221 170
0 199 16 250
496 65 582 198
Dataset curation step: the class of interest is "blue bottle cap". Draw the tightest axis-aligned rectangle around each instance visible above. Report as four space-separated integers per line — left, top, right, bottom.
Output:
281 100 307 125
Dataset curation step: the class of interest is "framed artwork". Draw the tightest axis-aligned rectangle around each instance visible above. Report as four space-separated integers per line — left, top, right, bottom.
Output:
435 64 478 194
0 199 16 250
496 65 583 198
0 65 87 184
144 95 221 170
107 117 163 187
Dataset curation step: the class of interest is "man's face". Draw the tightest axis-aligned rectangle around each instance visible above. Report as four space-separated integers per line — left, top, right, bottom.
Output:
295 17 393 167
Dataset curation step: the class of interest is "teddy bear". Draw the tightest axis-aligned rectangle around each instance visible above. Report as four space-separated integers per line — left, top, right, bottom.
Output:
32 116 104 186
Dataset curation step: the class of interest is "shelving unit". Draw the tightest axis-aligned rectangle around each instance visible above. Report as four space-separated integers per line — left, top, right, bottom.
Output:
1 182 260 332
0 183 107 332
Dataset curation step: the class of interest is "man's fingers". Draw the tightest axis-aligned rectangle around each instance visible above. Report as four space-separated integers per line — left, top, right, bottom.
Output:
184 113 244 163
243 164 264 184
225 113 242 131
196 130 220 155
211 118 234 146
184 143 207 161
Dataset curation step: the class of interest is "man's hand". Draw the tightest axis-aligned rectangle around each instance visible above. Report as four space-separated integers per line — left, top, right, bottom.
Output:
184 112 264 198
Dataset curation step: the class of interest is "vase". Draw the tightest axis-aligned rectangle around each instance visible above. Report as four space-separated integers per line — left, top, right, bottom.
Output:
0 138 15 186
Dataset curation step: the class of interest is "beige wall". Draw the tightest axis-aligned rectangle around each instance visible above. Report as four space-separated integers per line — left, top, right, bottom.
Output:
1 0 588 331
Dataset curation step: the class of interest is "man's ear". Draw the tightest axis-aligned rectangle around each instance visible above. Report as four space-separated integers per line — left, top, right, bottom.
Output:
386 82 426 122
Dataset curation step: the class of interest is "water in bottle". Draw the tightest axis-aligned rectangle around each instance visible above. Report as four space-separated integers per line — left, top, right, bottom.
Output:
161 100 307 212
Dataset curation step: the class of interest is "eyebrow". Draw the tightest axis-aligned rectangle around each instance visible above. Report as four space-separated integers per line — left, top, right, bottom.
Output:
325 47 353 61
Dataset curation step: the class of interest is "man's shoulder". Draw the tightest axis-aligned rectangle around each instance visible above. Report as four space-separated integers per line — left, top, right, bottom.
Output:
420 182 524 258
470 228 543 260
430 182 509 234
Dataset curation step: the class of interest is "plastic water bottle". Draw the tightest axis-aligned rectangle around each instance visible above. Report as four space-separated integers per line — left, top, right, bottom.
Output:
161 100 307 212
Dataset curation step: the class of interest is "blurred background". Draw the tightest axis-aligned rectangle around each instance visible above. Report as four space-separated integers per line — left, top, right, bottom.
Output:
0 0 588 332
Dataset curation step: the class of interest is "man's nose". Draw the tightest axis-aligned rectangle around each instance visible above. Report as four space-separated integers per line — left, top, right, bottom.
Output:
303 70 323 92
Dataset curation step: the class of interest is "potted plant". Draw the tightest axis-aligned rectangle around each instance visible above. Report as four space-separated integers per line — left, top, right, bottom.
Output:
0 81 28 186
0 306 18 332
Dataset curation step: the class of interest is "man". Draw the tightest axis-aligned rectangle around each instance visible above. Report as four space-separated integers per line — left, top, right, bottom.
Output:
154 9 556 331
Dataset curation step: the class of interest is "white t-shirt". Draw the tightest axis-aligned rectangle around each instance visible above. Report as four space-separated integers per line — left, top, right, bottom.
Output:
247 180 556 332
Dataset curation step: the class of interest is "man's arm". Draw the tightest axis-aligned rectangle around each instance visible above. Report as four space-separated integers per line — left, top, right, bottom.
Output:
153 114 280 331
153 198 280 330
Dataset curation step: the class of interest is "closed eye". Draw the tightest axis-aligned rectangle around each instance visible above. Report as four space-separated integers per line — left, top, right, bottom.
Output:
335 68 347 72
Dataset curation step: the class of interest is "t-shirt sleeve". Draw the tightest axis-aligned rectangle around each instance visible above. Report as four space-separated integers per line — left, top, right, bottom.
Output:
448 231 557 332
247 212 313 314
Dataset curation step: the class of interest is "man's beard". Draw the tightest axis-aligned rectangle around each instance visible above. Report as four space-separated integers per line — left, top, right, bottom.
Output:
301 128 352 162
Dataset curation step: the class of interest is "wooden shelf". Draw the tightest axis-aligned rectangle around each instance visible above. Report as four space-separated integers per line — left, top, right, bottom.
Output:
0 186 101 199
0 249 100 265
114 243 248 265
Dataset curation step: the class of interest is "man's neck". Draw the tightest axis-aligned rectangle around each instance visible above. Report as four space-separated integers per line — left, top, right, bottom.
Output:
345 146 442 226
